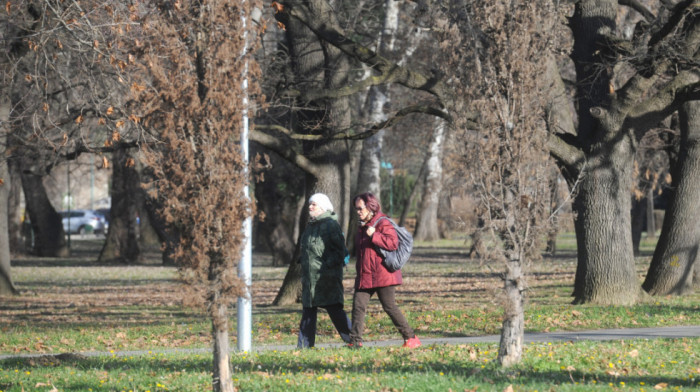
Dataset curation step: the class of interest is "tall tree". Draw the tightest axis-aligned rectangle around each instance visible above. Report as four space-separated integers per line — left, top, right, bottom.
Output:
643 101 700 294
125 1 261 390
98 148 140 264
414 117 446 241
546 0 700 304
439 0 555 367
356 0 401 198
261 0 356 305
2 0 139 257
0 92 17 295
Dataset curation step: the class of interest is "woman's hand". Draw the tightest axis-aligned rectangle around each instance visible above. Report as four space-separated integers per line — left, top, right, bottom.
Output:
366 226 375 237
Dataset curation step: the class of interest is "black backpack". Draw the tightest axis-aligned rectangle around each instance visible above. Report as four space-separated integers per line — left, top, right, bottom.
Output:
372 217 413 272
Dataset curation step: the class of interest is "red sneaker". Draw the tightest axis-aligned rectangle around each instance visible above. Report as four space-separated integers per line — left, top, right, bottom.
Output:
402 336 421 348
346 342 363 349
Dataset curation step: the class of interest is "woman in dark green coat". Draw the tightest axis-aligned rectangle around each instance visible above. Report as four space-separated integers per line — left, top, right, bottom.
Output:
298 193 351 348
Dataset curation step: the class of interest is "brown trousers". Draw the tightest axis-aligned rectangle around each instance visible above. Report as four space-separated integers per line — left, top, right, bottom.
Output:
349 286 415 344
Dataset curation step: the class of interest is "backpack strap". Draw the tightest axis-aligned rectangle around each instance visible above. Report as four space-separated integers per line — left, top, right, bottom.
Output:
370 216 388 228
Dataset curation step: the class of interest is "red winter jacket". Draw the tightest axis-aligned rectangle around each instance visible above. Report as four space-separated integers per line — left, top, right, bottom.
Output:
354 213 402 289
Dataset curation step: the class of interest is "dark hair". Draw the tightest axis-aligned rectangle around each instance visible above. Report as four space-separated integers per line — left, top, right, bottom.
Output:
353 192 382 214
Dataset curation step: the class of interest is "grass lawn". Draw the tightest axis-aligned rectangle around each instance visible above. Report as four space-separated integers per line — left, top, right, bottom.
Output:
0 236 698 391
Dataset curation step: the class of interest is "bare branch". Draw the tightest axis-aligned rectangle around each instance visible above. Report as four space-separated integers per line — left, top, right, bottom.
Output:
547 133 585 175
276 5 452 103
249 128 321 177
627 71 700 137
648 0 695 48
618 0 656 23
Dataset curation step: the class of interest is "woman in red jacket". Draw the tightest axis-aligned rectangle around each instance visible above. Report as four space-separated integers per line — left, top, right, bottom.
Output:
348 192 421 349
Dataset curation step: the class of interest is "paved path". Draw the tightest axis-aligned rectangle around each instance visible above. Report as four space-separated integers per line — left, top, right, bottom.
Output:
1 326 699 360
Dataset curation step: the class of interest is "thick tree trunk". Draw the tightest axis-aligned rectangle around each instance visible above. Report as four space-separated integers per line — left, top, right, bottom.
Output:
0 94 18 295
568 0 639 305
572 146 639 305
414 118 446 241
20 171 68 257
98 148 140 264
498 256 524 367
643 102 700 295
273 0 352 305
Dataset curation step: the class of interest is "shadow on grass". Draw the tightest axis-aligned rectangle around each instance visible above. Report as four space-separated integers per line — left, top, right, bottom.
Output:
0 349 696 390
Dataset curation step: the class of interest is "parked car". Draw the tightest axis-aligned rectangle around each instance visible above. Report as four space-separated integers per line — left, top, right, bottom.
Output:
60 209 107 235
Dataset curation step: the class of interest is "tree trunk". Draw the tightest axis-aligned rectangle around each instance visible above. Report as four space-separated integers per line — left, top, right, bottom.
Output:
545 170 564 256
355 0 400 199
98 148 140 264
571 146 639 305
212 304 233 392
568 0 639 305
20 171 69 257
8 161 23 254
498 256 524 367
643 101 700 295
0 93 18 295
414 118 446 241
631 195 646 257
273 0 352 305
645 189 656 239
135 156 161 250
398 157 426 227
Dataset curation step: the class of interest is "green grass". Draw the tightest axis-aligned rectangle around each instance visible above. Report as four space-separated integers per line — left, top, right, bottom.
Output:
1 235 699 390
0 339 698 391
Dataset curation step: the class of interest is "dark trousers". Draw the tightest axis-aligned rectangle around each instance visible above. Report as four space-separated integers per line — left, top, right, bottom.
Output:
350 286 415 344
298 303 351 348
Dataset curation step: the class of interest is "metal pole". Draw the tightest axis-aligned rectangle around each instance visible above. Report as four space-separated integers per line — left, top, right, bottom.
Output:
90 155 95 210
237 2 252 353
66 162 71 248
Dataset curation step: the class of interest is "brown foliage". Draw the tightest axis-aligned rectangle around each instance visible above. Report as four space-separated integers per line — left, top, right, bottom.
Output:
123 0 262 325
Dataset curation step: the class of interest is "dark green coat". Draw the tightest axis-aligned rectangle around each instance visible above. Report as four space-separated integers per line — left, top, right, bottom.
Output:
300 211 346 308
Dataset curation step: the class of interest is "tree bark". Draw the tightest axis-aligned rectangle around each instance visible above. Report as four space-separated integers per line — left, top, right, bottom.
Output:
571 145 639 304
498 257 524 367
8 161 23 254
98 148 140 264
414 118 446 241
20 170 69 257
0 93 18 295
212 304 233 392
568 0 639 305
272 0 353 305
398 156 426 227
643 101 700 295
356 0 400 199
631 195 646 257
645 188 656 239
135 156 161 250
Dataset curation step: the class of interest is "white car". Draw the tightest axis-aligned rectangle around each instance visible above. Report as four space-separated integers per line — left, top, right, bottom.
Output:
60 209 108 235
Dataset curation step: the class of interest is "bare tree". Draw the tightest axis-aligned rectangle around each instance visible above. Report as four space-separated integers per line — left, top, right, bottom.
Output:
124 0 261 390
2 0 140 259
439 0 556 366
0 92 17 295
